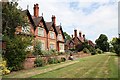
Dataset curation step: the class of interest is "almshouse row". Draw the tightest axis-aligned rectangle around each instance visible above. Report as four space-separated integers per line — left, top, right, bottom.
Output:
15 3 65 52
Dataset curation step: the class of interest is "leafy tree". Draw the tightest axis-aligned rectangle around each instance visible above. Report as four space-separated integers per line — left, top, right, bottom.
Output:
111 38 120 55
63 32 71 42
3 35 32 71
95 34 109 52
2 1 28 38
2 0 33 71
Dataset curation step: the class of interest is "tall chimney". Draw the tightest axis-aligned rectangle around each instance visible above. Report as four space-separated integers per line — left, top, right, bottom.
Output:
79 32 82 37
83 34 85 41
34 3 39 17
71 35 73 38
52 15 56 26
74 29 77 37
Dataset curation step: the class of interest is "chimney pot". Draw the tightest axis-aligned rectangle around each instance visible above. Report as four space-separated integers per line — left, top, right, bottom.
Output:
74 29 77 37
52 15 56 26
33 3 39 17
71 35 73 38
79 32 82 37
83 34 85 41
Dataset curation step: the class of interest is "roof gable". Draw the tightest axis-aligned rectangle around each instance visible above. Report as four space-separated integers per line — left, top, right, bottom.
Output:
72 37 82 43
32 16 48 33
22 9 36 30
56 25 65 39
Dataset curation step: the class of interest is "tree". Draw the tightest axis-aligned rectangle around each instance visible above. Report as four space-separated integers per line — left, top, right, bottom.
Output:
111 38 120 55
3 35 32 71
95 34 109 52
2 1 28 38
63 32 71 42
2 0 32 71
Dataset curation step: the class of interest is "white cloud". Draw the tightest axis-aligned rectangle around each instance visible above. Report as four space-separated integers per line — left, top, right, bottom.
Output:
18 0 118 43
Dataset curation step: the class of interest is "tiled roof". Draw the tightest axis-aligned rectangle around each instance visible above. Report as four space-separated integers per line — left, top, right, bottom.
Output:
32 16 43 26
45 22 53 31
56 26 60 33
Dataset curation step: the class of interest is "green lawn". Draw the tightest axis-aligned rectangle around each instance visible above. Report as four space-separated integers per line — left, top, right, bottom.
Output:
32 52 118 78
3 52 119 78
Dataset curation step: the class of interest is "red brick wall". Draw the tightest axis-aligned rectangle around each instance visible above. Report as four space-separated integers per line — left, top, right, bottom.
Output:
23 57 36 69
48 31 57 50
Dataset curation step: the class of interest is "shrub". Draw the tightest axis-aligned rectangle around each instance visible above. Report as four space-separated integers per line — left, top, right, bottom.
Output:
34 57 45 67
3 35 32 71
83 48 90 53
0 60 10 75
42 50 51 56
91 49 97 55
48 58 58 64
57 59 61 63
96 48 103 54
58 52 64 55
61 57 66 62
33 40 42 56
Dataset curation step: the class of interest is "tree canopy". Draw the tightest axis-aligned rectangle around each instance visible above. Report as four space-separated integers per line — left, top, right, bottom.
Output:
63 32 71 42
2 1 27 38
111 37 120 55
95 34 109 52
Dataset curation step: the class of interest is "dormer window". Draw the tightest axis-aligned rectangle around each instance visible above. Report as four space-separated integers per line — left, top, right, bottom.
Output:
58 34 62 41
50 31 54 39
22 25 30 34
38 27 44 37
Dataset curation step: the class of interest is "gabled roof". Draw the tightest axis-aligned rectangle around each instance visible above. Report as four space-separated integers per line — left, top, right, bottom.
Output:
65 39 74 46
45 22 58 36
56 25 65 39
22 9 36 30
32 16 42 26
32 16 48 33
56 26 60 33
45 22 53 31
72 37 82 43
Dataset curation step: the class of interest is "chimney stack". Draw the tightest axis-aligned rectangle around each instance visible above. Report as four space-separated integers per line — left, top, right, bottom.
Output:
79 32 82 37
74 29 77 37
34 3 39 17
83 34 85 41
52 15 56 26
71 35 73 38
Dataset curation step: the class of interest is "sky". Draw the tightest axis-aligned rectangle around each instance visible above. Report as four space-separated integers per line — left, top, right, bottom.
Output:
17 0 119 43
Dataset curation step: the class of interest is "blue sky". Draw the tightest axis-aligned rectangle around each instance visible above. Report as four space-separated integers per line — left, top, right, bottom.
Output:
17 0 119 43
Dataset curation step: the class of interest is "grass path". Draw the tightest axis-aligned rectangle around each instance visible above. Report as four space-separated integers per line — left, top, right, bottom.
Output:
3 60 79 78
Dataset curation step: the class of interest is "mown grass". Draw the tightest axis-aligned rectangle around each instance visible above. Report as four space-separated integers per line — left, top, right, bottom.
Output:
3 60 78 78
3 52 118 78
32 53 118 78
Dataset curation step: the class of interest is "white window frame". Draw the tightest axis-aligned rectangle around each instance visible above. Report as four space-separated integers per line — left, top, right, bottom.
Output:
22 25 30 34
50 31 54 39
58 34 62 41
59 43 64 52
38 27 44 37
41 42 45 50
50 44 54 50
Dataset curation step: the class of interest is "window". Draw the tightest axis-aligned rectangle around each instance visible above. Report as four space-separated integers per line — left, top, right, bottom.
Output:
38 27 44 37
50 44 54 50
22 26 30 34
59 44 64 52
50 31 54 39
41 42 45 50
58 34 62 41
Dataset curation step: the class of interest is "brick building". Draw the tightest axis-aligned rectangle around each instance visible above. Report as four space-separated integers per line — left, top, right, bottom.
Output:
65 29 95 50
15 4 65 52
